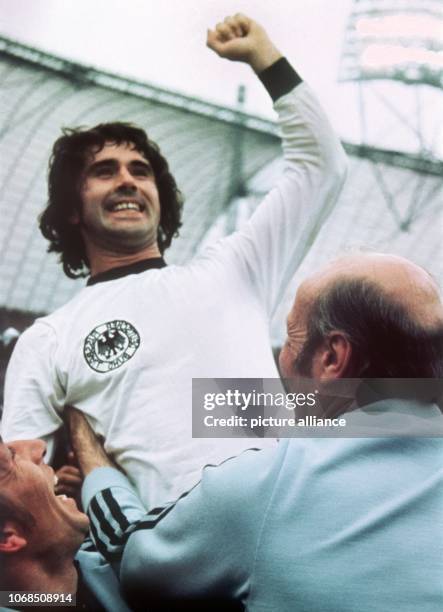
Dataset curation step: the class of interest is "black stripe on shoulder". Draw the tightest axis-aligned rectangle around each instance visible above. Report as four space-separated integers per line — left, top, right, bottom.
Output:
102 488 130 532
202 447 262 471
133 486 196 532
80 540 96 552
90 496 122 545
133 447 264 533
146 505 169 517
88 514 114 560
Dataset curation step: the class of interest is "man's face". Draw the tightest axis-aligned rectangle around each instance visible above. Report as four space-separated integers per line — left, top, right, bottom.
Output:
0 439 89 555
76 142 161 254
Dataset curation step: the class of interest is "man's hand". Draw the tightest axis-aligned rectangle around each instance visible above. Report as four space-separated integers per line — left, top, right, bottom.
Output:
65 406 114 477
55 451 83 499
207 13 282 73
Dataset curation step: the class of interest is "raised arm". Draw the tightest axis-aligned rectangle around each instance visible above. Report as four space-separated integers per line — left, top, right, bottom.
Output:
67 406 148 563
72 400 275 608
68 406 243 601
206 14 348 317
206 13 282 73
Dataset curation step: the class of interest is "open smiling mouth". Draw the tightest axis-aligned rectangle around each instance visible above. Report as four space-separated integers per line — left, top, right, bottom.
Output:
107 201 145 213
53 474 76 505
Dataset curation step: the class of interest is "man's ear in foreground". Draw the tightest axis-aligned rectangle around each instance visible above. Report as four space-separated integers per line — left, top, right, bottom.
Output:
0 521 27 554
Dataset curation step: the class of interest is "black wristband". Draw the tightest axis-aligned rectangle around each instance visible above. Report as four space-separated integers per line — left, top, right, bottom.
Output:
258 57 302 102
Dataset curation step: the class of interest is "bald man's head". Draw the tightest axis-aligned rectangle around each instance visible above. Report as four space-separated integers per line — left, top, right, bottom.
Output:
308 253 443 329
280 253 443 379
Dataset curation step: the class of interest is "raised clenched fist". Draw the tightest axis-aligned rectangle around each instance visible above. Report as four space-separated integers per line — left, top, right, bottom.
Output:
206 13 281 73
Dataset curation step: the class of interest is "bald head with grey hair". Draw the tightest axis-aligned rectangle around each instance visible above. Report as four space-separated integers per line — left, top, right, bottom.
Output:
279 253 443 380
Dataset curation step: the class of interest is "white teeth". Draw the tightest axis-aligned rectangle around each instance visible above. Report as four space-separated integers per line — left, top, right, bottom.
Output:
54 475 59 486
112 202 140 212
57 494 68 500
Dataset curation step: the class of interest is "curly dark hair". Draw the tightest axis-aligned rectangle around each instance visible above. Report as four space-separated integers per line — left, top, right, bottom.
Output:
40 122 183 278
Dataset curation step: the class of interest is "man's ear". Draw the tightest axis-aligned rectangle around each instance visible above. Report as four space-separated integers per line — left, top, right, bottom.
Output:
311 332 355 379
0 522 27 553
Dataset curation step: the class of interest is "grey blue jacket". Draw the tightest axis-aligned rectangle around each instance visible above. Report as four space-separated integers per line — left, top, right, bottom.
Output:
82 399 443 612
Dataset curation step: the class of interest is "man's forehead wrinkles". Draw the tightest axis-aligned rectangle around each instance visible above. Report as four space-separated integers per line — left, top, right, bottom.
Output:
0 444 13 479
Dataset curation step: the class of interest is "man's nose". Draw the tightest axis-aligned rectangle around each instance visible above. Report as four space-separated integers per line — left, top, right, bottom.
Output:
10 439 47 464
115 166 137 190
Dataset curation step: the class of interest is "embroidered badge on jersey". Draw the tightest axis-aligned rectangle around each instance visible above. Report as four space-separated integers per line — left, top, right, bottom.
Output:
83 320 140 373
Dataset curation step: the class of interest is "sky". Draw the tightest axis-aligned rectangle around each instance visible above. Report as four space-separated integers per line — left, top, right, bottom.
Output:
0 1 360 126
0 0 441 156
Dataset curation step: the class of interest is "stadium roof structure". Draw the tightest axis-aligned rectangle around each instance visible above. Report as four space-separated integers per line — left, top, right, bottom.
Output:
267 150 442 343
0 35 442 346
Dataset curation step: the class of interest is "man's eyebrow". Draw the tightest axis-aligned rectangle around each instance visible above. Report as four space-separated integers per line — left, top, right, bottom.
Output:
130 159 152 169
86 158 152 173
86 158 118 173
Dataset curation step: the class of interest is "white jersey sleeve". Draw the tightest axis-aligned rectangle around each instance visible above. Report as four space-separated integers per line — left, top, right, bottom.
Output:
217 82 347 318
1 321 64 450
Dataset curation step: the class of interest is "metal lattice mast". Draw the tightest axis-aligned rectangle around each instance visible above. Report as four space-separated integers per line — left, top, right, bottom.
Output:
339 0 443 231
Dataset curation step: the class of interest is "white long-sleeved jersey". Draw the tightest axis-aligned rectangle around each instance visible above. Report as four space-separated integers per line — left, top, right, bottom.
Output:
2 71 347 509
